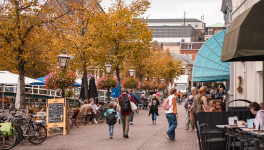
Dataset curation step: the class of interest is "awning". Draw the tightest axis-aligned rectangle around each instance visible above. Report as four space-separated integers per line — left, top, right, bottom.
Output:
221 0 264 62
0 71 41 85
192 30 230 82
31 75 81 87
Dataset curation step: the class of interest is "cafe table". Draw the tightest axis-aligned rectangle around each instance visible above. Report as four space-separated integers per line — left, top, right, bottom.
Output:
216 125 246 128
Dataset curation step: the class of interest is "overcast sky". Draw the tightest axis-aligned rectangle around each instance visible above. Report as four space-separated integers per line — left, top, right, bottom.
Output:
100 0 224 26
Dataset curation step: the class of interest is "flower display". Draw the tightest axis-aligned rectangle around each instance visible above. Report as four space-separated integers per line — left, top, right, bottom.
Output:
159 83 167 90
96 75 118 89
150 82 159 90
44 69 77 91
141 80 151 90
121 77 139 89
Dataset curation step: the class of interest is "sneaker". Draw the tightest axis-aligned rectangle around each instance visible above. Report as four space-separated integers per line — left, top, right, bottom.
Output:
119 120 121 124
123 134 129 138
130 122 133 125
185 128 189 130
110 135 113 139
154 121 156 125
194 128 197 132
164 133 170 140
94 119 98 124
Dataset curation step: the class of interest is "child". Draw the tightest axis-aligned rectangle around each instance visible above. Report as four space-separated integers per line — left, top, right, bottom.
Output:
185 102 195 130
104 103 118 139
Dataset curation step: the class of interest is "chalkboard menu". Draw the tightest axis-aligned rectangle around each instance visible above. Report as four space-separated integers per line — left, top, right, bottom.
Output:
49 103 63 123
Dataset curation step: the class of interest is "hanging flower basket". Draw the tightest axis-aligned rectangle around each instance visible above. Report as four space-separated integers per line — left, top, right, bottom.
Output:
44 69 77 91
96 75 118 89
141 81 151 90
159 83 167 90
150 82 159 90
122 77 139 89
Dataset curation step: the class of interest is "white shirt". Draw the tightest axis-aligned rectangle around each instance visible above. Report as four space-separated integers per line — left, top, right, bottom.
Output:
165 94 176 114
90 103 99 114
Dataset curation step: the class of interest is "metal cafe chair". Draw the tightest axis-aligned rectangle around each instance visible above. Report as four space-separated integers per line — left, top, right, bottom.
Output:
200 123 226 150
226 127 241 150
235 129 254 150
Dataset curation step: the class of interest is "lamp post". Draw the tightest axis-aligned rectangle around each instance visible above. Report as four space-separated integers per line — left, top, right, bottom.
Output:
129 69 135 77
57 50 70 135
104 62 112 107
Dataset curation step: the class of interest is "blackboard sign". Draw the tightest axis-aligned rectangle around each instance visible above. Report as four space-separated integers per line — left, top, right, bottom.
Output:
49 103 63 123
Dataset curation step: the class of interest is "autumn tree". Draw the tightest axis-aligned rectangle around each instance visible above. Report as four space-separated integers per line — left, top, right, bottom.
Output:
50 0 107 100
0 0 62 108
103 0 151 83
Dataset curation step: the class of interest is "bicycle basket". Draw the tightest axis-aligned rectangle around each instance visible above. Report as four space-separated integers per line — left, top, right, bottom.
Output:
0 123 13 136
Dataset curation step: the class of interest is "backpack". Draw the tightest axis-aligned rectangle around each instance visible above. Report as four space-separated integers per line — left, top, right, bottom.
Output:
106 111 117 125
120 95 131 112
152 99 157 106
163 96 171 110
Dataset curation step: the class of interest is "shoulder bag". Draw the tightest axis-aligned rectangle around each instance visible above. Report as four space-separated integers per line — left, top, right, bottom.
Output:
196 95 207 112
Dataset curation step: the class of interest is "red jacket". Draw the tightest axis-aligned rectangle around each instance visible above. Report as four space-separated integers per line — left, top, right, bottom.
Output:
118 94 137 116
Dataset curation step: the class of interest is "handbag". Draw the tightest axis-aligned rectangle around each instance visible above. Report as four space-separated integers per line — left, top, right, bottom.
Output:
196 96 207 112
148 99 152 106
130 101 137 112
190 108 195 122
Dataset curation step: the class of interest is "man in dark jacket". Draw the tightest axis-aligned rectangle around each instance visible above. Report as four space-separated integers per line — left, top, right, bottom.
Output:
118 88 137 138
127 89 140 125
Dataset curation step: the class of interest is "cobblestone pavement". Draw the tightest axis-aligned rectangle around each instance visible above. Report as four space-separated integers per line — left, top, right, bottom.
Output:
14 103 199 150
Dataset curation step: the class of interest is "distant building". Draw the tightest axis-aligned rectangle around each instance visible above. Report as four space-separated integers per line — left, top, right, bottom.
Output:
204 23 225 41
180 42 204 60
144 18 204 43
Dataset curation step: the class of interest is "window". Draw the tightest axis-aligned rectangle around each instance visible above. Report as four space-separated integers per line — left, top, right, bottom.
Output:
209 31 213 35
195 24 198 28
181 70 185 75
188 54 192 59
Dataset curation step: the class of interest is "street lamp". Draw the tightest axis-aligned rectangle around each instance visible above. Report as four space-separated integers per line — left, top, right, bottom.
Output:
104 62 113 74
104 62 112 107
58 50 71 69
129 69 135 77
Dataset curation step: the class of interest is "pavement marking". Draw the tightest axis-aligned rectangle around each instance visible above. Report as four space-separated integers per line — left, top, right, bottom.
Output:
136 126 166 150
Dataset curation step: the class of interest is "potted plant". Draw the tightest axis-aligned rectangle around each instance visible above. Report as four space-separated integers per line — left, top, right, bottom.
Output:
121 77 139 89
96 75 118 90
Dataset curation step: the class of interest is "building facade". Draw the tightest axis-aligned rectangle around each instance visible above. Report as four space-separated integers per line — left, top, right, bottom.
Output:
221 0 263 106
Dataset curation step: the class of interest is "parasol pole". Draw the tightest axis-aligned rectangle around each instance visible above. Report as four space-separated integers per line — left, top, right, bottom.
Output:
2 84 4 110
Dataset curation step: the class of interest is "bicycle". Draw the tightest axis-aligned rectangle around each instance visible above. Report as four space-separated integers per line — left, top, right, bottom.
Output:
21 115 47 145
0 115 17 150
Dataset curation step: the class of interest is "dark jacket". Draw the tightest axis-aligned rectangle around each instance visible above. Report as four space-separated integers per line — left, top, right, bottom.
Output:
149 98 159 116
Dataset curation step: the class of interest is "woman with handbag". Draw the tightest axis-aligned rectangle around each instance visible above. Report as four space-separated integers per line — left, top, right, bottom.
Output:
148 94 160 124
193 86 209 142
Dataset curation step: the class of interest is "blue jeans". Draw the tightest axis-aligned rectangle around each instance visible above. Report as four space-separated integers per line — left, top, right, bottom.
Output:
196 114 201 139
117 111 122 123
130 112 134 122
166 113 178 140
152 113 157 121
109 125 114 136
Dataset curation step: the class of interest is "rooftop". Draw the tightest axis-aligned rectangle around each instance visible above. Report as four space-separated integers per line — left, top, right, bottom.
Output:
207 22 224 27
143 18 202 23
170 52 194 65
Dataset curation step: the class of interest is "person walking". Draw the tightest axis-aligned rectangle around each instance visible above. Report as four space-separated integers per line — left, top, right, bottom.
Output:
148 94 159 124
115 99 122 124
164 88 178 141
127 89 140 125
177 90 182 103
118 88 137 138
193 86 209 142
104 103 118 139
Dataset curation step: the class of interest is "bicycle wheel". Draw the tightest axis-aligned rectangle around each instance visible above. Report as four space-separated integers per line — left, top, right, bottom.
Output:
14 125 23 145
3 128 17 150
28 124 47 145
20 123 30 143
0 130 6 150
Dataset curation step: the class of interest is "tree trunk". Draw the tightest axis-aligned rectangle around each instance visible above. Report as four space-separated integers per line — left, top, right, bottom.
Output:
83 69 89 100
115 67 120 84
18 59 26 109
140 74 143 92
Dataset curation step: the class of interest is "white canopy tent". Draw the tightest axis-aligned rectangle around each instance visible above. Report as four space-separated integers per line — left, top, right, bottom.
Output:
0 71 41 110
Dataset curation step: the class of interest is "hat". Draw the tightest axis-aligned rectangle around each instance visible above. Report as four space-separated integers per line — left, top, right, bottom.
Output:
189 95 194 100
191 87 196 90
156 92 160 96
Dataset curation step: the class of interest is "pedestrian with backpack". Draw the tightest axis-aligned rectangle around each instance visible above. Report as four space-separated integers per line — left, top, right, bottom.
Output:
163 88 178 141
104 103 118 139
148 94 160 124
118 88 137 138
